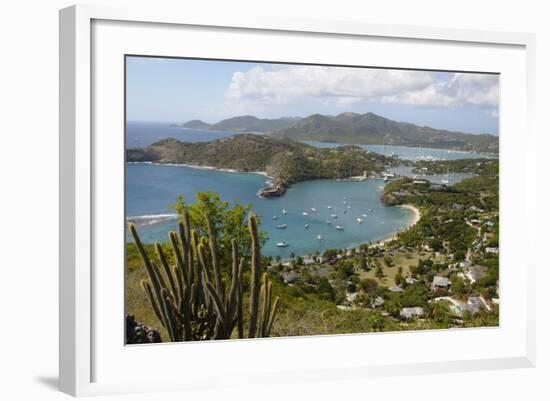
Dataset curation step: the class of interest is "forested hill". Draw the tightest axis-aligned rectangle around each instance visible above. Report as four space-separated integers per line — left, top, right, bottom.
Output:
270 112 498 153
126 134 397 184
175 112 498 153
178 116 299 132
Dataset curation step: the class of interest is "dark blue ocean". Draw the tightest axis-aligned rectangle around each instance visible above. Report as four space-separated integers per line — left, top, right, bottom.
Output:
126 121 233 148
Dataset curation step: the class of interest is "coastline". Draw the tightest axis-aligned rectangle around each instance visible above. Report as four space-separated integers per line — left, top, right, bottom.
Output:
285 203 422 260
400 204 421 227
127 161 421 256
127 161 273 179
371 204 421 248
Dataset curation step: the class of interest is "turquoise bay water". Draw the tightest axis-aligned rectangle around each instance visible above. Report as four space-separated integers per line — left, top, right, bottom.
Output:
126 163 414 258
125 122 485 258
387 166 475 185
302 140 492 160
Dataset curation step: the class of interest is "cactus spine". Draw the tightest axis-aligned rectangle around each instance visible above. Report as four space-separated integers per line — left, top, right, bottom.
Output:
129 210 279 342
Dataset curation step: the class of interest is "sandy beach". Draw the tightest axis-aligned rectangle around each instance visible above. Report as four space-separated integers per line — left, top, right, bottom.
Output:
372 204 421 247
400 204 421 227
127 161 273 179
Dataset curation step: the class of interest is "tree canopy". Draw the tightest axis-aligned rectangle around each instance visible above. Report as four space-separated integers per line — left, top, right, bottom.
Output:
171 191 267 264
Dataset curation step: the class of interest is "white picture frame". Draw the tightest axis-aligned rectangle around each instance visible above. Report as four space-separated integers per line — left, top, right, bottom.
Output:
59 4 536 397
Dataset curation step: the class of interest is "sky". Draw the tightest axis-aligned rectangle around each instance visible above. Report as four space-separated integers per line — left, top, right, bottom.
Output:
126 56 500 135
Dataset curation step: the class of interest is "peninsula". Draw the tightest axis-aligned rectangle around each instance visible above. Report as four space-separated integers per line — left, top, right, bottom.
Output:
126 134 400 196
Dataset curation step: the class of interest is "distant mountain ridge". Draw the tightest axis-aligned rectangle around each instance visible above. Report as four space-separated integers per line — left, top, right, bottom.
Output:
179 119 211 130
175 112 498 153
272 112 498 153
178 115 300 133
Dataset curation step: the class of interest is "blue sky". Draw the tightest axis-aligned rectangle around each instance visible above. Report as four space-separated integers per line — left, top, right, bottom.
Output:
126 56 499 135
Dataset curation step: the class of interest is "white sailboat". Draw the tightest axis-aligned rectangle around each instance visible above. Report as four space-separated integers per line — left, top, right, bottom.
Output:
304 224 309 229
282 208 287 214
311 207 317 212
335 225 344 231
276 224 287 229
276 241 289 247
317 234 323 241
302 212 308 216
356 218 363 223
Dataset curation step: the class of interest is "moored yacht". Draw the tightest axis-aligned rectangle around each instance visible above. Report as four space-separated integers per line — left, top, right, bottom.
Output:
276 224 287 229
276 241 289 247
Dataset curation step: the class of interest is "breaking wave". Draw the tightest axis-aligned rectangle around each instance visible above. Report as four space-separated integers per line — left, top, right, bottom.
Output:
126 213 178 227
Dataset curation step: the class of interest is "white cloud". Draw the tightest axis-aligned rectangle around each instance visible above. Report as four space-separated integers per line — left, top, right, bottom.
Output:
383 73 499 108
225 66 499 110
226 66 433 105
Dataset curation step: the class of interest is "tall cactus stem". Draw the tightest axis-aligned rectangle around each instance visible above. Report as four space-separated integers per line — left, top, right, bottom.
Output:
247 213 261 338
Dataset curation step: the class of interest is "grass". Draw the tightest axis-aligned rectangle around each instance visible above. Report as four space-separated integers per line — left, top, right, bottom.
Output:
125 242 401 340
125 243 169 339
358 249 445 287
125 243 488 342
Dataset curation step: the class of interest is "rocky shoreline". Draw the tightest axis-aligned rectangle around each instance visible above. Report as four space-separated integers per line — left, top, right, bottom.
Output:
256 180 287 198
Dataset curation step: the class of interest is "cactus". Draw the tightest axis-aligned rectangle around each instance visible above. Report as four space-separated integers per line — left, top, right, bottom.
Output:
128 210 279 342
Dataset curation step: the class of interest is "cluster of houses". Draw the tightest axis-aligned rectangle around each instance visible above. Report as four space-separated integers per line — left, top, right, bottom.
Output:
354 255 497 321
266 200 498 324
270 246 499 323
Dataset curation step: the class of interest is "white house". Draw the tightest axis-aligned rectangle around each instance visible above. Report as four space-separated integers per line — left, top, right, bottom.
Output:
400 307 425 320
431 276 449 291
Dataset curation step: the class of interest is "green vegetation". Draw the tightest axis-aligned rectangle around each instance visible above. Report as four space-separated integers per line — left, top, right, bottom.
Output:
170 191 266 263
413 157 498 175
127 134 397 187
127 209 279 342
271 112 499 153
383 160 498 256
126 155 499 339
176 112 499 153
181 115 299 132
